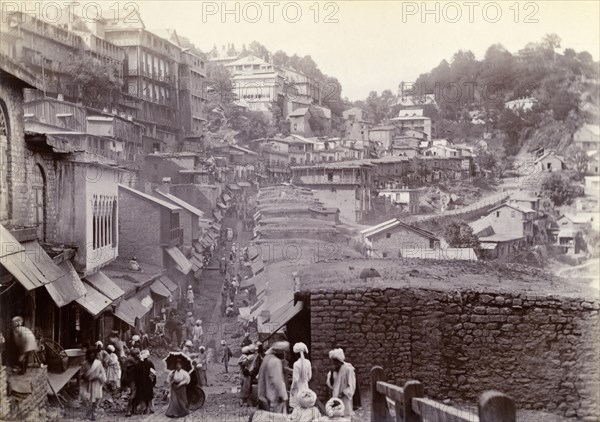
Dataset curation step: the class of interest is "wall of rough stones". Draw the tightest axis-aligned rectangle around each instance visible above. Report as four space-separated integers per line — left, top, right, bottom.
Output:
307 288 599 420
0 367 48 421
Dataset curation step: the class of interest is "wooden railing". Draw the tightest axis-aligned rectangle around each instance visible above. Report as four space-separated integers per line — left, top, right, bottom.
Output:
371 367 516 422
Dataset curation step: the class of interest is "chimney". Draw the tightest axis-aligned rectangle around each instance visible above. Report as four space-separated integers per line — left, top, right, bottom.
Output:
158 177 171 195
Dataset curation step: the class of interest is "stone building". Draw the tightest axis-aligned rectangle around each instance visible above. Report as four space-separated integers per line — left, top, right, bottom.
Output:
294 259 599 420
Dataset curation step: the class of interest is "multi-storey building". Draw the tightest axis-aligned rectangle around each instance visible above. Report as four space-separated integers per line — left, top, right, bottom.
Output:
390 108 432 140
291 160 374 222
1 11 83 99
104 15 182 152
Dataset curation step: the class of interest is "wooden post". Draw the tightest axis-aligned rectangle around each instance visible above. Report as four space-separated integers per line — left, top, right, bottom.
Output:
478 391 516 422
371 366 388 422
403 380 424 422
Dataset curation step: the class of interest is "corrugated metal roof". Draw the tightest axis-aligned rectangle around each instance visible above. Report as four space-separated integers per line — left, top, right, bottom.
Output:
154 190 205 218
160 276 178 292
76 282 112 316
114 297 149 327
119 184 182 211
165 246 192 275
150 279 171 298
84 271 125 301
0 226 53 290
45 260 87 307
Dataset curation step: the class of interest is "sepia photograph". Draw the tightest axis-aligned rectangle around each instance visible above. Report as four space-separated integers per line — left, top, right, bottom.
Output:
0 1 598 421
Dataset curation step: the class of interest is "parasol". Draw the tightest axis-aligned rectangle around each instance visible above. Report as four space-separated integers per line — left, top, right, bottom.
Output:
359 268 381 280
164 351 193 372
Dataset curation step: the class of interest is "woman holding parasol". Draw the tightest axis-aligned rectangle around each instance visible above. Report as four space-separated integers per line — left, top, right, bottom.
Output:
165 352 192 418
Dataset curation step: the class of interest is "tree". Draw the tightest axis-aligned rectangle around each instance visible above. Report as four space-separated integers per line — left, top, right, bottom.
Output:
541 173 584 206
65 53 121 108
565 146 589 181
444 220 480 248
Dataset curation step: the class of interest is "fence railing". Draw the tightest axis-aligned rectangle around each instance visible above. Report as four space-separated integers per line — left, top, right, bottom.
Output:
371 366 516 422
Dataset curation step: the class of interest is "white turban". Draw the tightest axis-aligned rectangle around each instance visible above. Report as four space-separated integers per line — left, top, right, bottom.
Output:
95 340 103 347
139 350 150 361
329 348 345 362
107 345 115 353
132 335 140 342
293 342 308 355
325 397 345 417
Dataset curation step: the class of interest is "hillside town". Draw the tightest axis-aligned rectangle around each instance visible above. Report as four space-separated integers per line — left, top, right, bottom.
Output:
0 3 599 422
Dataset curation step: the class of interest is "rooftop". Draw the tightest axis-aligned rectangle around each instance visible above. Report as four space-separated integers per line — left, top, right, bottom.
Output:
296 258 595 298
119 184 181 211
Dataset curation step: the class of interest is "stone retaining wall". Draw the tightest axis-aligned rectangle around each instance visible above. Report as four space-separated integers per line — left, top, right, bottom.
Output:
307 288 599 420
0 367 48 421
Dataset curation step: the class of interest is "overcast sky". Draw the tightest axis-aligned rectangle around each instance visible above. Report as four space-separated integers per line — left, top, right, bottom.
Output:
90 1 600 100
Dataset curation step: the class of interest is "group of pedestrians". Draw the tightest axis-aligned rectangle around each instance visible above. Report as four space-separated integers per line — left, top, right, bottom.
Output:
249 342 358 422
77 338 157 420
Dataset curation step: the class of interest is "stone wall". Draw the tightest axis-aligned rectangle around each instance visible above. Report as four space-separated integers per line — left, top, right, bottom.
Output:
0 367 48 421
307 288 599 420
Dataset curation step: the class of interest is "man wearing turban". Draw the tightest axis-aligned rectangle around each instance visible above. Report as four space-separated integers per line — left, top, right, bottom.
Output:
257 341 289 414
326 348 356 417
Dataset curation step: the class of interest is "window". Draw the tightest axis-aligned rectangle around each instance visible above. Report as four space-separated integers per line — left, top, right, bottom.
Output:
386 233 391 239
32 164 46 240
327 172 333 182
382 252 388 258
429 238 435 249
496 211 500 217
511 210 516 218
92 195 116 250
0 100 9 219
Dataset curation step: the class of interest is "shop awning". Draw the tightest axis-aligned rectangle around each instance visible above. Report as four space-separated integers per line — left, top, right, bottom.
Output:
0 226 57 290
250 259 265 276
217 202 227 210
114 297 150 327
190 255 203 269
237 181 251 187
76 282 112 316
222 193 232 202
210 222 221 232
253 211 261 221
83 271 124 301
238 299 265 323
22 241 63 282
165 246 192 275
150 279 171 298
259 300 304 335
193 240 203 254
228 183 241 190
160 276 178 293
213 210 223 222
45 260 87 307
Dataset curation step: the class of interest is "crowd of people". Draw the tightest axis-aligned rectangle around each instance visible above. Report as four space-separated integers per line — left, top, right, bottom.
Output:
231 338 359 422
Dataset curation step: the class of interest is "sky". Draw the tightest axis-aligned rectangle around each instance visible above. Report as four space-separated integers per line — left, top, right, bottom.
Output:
45 1 600 101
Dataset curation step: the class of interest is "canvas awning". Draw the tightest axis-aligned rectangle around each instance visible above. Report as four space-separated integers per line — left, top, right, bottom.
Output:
114 297 150 327
217 202 227 210
0 227 59 290
238 299 265 323
150 279 171 298
228 183 241 190
76 282 112 317
160 276 178 293
222 193 231 202
83 271 124 301
165 246 192 275
45 259 87 307
210 222 221 232
237 181 251 187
